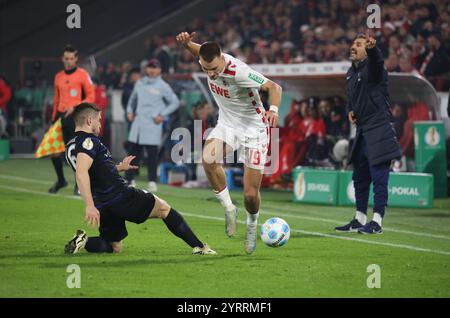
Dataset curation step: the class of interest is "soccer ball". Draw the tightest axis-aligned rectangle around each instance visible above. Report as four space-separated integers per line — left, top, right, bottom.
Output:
260 217 290 247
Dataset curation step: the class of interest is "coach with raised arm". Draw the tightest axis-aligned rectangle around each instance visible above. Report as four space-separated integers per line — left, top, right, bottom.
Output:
335 30 401 235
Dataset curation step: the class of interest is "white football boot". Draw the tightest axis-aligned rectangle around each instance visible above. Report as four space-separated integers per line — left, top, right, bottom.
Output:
244 221 258 254
225 205 238 237
192 243 217 255
64 230 87 254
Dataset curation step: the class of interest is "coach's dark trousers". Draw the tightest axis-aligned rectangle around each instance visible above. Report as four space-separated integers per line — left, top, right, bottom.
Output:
352 136 391 217
125 142 158 182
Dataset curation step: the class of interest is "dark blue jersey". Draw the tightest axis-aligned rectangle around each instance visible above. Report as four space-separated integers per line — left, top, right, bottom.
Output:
65 131 128 208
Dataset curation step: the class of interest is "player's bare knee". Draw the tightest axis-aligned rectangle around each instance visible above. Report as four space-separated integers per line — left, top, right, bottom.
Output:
159 200 171 219
244 191 259 207
149 196 171 219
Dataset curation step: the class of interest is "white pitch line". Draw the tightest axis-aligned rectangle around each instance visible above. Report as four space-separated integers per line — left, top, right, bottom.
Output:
0 175 53 185
259 206 450 241
179 212 450 256
1 174 450 241
3 184 447 256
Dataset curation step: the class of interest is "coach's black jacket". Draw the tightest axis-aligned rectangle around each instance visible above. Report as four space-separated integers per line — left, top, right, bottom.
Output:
346 45 401 165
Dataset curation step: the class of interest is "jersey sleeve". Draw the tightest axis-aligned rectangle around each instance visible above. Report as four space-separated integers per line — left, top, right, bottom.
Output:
235 66 269 89
74 136 100 160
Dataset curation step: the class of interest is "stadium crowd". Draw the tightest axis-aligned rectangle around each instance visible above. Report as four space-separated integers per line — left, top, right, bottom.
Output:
92 0 450 90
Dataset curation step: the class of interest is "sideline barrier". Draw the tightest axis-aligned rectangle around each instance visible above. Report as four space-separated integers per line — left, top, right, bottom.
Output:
293 167 434 208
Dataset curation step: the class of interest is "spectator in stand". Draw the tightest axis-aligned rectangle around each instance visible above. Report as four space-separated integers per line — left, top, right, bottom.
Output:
327 106 349 139
399 102 430 158
121 67 141 131
270 99 306 186
0 75 12 137
417 32 450 77
93 79 108 139
303 97 328 166
103 62 121 89
390 103 406 140
319 97 333 130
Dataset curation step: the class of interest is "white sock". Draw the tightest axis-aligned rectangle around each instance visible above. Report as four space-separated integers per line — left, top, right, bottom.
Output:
355 211 367 225
214 187 234 209
246 211 259 225
373 213 383 227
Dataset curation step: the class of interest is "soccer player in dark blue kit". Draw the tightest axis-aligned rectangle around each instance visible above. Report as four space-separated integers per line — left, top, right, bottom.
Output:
64 102 216 255
335 30 401 234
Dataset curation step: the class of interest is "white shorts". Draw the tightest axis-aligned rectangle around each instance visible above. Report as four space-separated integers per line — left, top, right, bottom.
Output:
206 123 269 170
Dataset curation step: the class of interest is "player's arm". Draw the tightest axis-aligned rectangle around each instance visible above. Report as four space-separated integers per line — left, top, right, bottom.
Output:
75 152 100 227
176 32 200 58
116 155 138 172
260 80 283 127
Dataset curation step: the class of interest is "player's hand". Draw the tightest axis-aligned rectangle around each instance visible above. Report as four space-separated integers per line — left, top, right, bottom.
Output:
85 205 100 228
176 32 196 46
265 111 279 127
154 115 164 124
127 113 135 122
348 111 357 124
118 155 138 171
365 30 376 49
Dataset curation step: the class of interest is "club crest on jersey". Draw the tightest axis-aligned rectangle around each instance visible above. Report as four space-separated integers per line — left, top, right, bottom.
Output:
82 138 94 150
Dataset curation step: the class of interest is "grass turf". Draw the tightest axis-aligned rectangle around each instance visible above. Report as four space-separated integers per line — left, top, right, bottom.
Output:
1 158 450 297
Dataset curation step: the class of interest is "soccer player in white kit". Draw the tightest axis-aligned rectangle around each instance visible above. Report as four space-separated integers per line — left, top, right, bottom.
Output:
176 32 282 254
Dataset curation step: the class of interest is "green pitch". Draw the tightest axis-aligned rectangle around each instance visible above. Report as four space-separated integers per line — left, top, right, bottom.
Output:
1 158 450 297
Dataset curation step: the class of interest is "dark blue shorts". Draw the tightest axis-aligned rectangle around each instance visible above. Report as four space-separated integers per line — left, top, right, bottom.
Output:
99 187 155 242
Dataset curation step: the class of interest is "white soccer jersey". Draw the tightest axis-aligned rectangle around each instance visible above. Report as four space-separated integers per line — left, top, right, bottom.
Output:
207 53 269 129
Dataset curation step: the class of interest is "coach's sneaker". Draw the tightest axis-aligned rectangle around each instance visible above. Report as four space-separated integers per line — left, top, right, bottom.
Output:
244 222 257 254
358 221 383 235
64 230 87 254
335 218 364 232
225 205 238 237
148 181 158 193
48 180 68 194
192 243 217 255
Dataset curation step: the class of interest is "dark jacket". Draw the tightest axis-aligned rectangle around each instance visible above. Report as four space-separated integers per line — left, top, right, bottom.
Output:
346 46 401 165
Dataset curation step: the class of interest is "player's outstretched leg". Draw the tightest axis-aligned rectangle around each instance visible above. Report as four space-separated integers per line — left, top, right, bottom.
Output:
203 139 238 237
243 166 263 255
149 195 216 255
65 230 122 254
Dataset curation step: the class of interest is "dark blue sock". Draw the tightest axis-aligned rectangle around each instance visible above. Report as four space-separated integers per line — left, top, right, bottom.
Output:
85 237 113 253
163 208 203 248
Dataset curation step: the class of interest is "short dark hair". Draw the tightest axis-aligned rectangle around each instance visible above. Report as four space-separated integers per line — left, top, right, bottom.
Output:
354 34 367 42
199 42 222 62
63 44 78 57
73 103 100 126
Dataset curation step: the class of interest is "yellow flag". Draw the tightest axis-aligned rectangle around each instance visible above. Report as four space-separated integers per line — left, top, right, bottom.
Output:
35 119 65 158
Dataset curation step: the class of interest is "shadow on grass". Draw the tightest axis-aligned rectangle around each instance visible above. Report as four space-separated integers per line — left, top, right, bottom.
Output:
0 251 273 268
